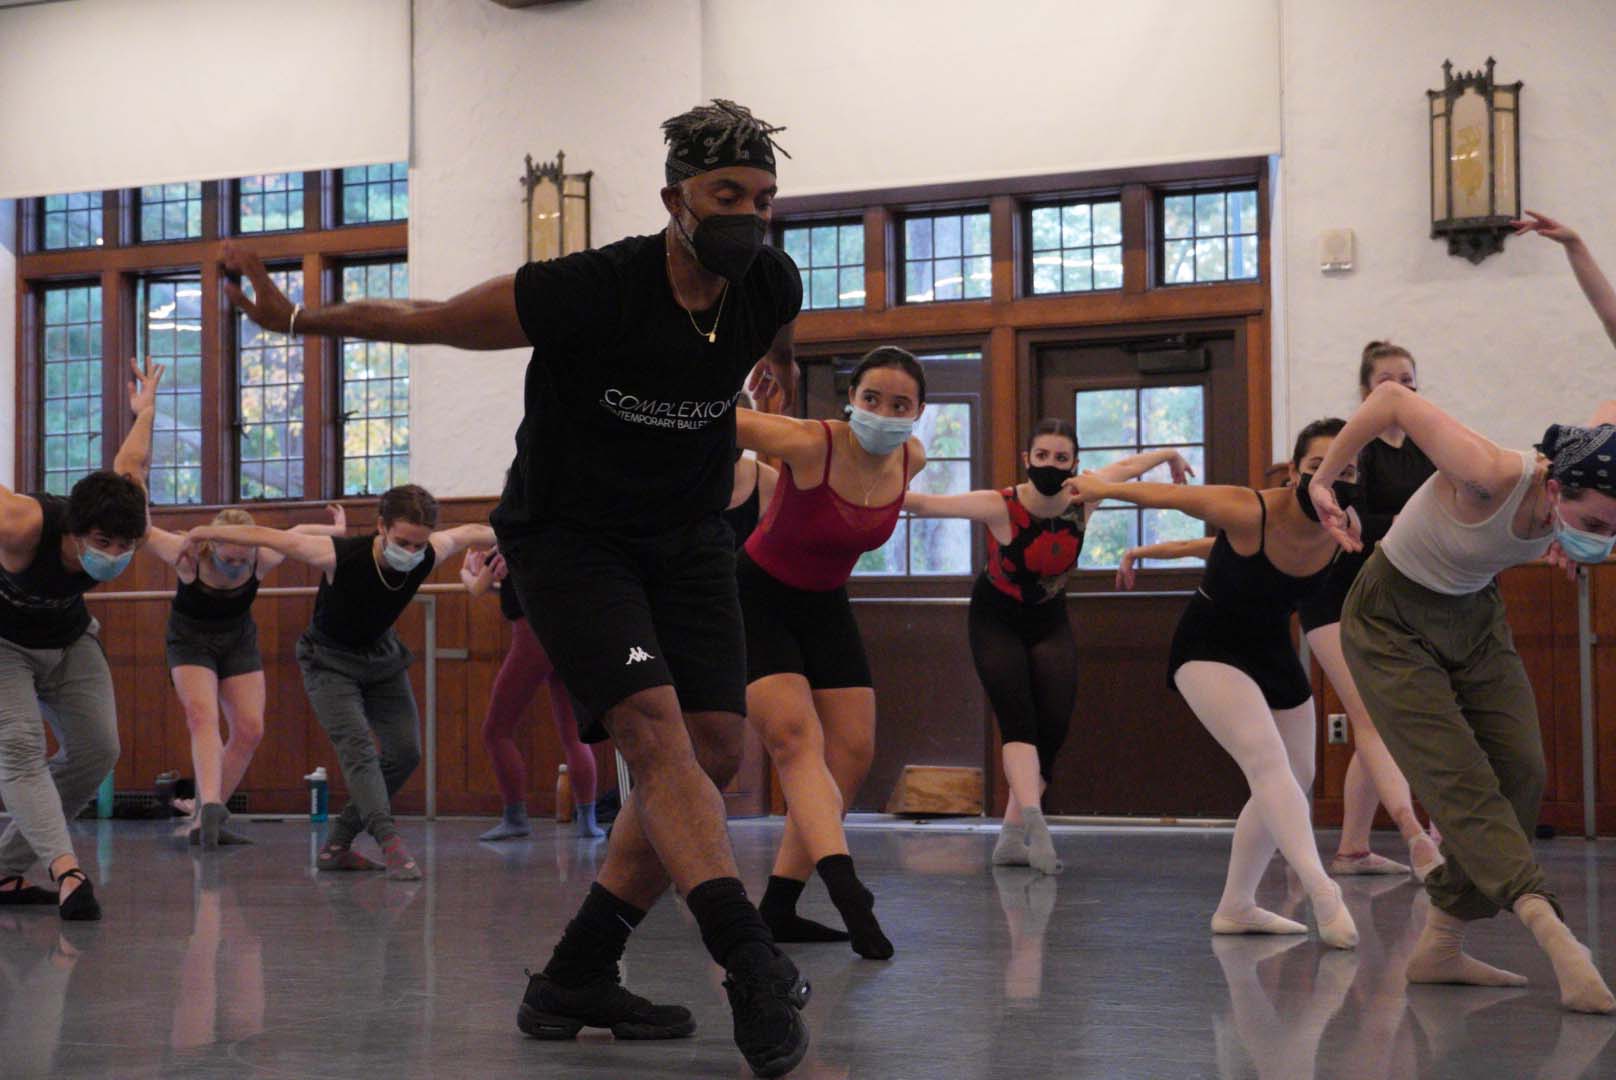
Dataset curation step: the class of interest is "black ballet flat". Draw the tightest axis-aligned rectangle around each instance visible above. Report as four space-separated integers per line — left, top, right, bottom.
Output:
51 868 101 922
0 875 55 906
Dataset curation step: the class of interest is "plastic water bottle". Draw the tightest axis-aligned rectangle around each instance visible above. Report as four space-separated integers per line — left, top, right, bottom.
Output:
96 771 114 819
556 765 574 823
305 766 329 823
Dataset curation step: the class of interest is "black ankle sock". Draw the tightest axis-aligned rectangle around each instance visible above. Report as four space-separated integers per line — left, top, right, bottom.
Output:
760 874 851 943
685 877 774 969
541 884 648 987
817 854 893 960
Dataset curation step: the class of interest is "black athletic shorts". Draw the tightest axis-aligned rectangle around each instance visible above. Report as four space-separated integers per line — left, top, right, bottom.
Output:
736 550 872 690
165 611 263 679
498 515 746 741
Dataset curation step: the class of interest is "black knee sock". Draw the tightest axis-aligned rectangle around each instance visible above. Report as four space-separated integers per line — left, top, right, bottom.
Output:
759 874 852 943
542 883 648 987
817 854 894 960
685 877 775 969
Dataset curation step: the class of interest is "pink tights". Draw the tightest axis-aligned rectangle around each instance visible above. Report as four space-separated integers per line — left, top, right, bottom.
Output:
483 618 596 808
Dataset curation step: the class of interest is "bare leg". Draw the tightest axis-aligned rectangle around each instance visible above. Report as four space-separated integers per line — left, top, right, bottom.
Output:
216 672 266 803
172 665 224 806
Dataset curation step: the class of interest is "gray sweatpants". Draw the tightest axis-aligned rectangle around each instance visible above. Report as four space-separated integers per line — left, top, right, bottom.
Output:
0 625 121 877
297 628 420 847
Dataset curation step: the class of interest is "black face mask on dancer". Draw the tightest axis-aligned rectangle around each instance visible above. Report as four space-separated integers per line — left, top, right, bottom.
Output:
1295 472 1359 523
1027 465 1073 498
675 205 767 283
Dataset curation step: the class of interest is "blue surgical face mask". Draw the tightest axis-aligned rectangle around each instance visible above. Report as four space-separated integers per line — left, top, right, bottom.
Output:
78 540 133 582
1554 505 1616 564
212 552 250 578
847 405 914 456
383 539 426 573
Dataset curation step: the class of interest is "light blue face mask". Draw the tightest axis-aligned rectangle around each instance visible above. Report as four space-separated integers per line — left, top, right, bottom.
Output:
212 552 250 578
78 540 132 582
1554 507 1616 564
847 405 914 456
383 540 426 573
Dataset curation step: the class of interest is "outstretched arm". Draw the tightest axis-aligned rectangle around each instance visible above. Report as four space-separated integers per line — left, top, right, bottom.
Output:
259 504 349 575
736 408 826 474
221 243 527 350
1115 537 1215 590
189 524 336 575
1068 474 1258 536
904 488 1011 528
0 486 44 568
1513 212 1616 349
1093 448 1195 485
429 524 497 564
1308 382 1522 548
143 524 191 569
112 357 166 490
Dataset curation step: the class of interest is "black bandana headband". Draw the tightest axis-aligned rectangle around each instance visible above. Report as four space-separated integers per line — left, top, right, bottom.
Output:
663 99 789 186
1538 423 1616 496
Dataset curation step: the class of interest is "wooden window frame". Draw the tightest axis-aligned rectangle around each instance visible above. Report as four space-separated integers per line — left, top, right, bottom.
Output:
771 156 1272 586
1153 182 1263 288
1022 193 1126 297
893 204 993 307
773 216 867 311
15 171 405 507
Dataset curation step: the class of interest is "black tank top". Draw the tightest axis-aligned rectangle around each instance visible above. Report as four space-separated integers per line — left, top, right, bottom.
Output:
172 559 260 622
0 494 97 649
497 579 523 622
723 480 762 551
1199 491 1336 618
311 535 436 649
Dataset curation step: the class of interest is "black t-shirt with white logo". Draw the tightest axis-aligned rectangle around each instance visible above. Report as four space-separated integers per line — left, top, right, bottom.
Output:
492 232 801 540
0 494 97 649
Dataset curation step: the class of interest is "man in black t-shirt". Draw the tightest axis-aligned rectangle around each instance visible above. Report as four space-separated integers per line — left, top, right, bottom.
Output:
0 358 164 922
222 101 811 1077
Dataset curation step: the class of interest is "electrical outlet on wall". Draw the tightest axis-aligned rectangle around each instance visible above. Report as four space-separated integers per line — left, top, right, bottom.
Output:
1327 714 1349 745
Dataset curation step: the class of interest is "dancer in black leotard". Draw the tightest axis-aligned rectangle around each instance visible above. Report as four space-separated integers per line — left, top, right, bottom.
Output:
907 419 1192 875
1072 418 1361 949
1294 342 1441 881
191 486 492 880
144 504 346 848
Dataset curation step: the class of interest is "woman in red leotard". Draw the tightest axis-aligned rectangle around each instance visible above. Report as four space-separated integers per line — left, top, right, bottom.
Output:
734 347 927 960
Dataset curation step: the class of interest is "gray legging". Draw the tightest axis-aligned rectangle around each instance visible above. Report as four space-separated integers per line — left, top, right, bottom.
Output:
0 626 121 877
296 628 421 847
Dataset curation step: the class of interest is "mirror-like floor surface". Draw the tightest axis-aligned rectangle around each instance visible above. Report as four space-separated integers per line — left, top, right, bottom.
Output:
1 816 1613 1079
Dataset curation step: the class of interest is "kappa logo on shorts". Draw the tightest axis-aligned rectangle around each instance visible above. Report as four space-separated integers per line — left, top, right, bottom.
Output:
625 646 656 665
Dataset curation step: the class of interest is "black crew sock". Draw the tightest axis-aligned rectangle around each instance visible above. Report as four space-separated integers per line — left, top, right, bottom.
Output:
817 854 894 960
759 874 852 943
685 877 775 969
541 883 648 987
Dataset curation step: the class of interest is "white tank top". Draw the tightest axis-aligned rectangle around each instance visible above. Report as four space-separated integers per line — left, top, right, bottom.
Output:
1378 451 1550 595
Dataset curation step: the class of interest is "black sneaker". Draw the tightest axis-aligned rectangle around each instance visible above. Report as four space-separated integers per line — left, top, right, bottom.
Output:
724 945 811 1078
517 970 696 1040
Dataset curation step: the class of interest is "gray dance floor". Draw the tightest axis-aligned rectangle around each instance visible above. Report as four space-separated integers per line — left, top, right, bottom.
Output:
2 815 1614 1079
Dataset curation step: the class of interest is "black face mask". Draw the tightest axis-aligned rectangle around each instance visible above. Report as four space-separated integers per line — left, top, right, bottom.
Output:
1296 472 1359 523
1027 465 1073 497
676 207 767 283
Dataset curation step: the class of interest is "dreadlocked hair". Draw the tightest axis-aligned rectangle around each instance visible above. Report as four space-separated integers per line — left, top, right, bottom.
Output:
661 99 791 163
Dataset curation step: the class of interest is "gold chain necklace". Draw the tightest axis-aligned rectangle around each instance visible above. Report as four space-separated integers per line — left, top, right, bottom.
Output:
667 245 727 343
372 541 409 592
848 429 885 506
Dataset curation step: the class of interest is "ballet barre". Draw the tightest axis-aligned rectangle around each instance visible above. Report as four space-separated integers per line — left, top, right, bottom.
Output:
87 583 471 818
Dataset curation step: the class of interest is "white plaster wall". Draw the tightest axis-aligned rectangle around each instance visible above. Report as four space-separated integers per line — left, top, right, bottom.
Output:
408 0 702 497
701 0 1281 196
1277 0 1616 453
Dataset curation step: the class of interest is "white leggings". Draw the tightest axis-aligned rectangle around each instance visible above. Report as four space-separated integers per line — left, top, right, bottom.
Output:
1174 661 1331 909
